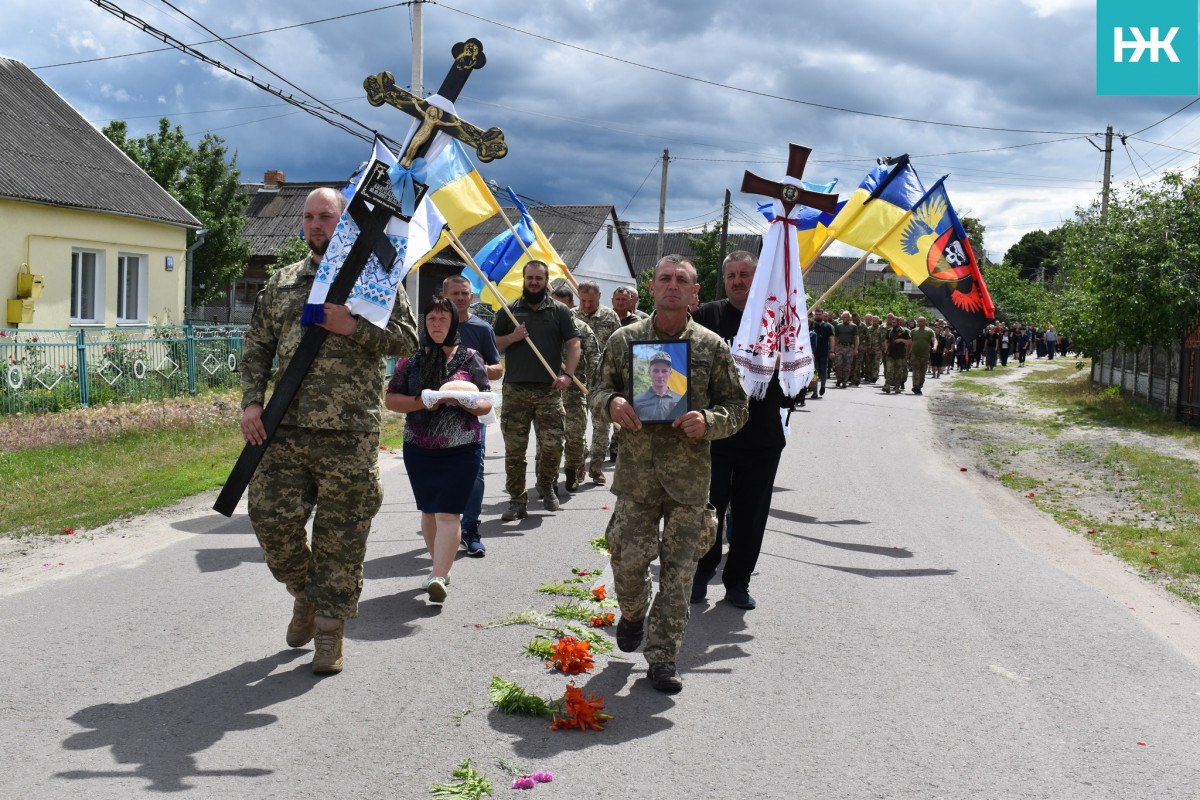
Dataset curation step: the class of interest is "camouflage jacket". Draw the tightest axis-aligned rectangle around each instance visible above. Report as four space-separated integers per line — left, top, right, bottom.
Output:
574 305 622 349
240 254 419 433
861 323 884 352
564 317 600 393
590 313 748 505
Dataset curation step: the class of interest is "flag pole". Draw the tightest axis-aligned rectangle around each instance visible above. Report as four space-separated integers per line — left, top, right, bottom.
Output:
444 228 587 393
810 251 871 310
496 205 581 292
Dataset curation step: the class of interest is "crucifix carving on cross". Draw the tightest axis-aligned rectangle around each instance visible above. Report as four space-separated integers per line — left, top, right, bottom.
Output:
364 38 508 167
740 143 839 215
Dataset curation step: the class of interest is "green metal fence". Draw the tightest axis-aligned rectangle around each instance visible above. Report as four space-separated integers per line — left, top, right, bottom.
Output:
0 325 246 414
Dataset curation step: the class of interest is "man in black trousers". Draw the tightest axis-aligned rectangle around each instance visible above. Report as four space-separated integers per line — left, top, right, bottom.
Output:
690 250 786 610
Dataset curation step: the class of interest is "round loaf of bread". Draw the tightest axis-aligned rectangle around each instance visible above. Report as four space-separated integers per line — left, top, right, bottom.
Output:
439 379 479 393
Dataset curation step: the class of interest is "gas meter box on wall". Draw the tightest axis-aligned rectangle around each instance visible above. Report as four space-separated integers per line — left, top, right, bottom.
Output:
16 264 44 298
7 298 34 325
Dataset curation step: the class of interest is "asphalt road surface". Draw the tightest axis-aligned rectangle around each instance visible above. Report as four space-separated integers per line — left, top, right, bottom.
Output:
5 377 1200 799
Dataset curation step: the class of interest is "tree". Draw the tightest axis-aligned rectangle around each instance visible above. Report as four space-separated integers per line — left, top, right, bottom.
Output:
687 223 724 304
103 118 250 308
1004 229 1064 282
1056 172 1200 356
817 272 926 321
270 235 310 275
961 216 987 262
979 259 1049 325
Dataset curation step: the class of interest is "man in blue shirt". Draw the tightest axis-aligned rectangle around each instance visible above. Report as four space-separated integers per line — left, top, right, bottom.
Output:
442 275 503 556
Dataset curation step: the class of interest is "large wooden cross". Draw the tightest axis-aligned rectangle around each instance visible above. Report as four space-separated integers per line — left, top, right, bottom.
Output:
214 38 504 517
741 143 839 215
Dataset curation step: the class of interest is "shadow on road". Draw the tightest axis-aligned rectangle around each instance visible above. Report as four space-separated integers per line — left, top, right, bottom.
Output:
171 514 251 535
194 546 265 573
352 589 447 641
56 649 312 793
769 508 870 527
761 550 957 579
769 531 914 559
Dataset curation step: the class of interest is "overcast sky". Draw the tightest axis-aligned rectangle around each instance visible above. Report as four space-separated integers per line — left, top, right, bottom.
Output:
5 0 1198 261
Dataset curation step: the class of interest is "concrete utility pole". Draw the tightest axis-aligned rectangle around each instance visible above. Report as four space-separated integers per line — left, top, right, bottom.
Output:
656 149 669 263
1102 125 1113 221
411 0 423 98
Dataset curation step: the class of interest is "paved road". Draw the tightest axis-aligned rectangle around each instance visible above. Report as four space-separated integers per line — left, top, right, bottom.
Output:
5 375 1200 799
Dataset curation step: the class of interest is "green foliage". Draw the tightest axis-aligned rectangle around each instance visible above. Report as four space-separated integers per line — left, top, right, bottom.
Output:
1004 228 1064 282
980 259 1050 324
102 118 250 308
1056 172 1200 355
636 267 653 316
488 676 552 717
960 216 987 261
270 234 311 275
818 273 925 320
429 759 493 799
687 223 724 303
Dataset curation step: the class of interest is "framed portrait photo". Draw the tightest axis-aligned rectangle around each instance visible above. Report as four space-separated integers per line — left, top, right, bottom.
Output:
629 341 690 424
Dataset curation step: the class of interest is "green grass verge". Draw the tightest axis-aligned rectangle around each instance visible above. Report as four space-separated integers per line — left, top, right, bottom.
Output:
0 411 407 540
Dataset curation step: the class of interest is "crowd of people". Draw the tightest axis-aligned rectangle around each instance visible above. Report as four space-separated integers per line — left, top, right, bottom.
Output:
804 310 1071 395
238 188 1067 689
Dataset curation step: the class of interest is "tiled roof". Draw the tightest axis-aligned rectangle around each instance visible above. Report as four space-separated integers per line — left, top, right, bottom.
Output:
0 57 199 228
241 181 345 255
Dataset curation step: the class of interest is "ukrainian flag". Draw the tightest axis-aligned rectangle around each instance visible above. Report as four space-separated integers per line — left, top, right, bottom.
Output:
667 355 687 396
826 158 926 253
480 189 571 309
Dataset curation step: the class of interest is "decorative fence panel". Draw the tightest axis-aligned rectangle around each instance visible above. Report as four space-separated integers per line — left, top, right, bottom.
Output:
0 325 246 414
1090 341 1184 421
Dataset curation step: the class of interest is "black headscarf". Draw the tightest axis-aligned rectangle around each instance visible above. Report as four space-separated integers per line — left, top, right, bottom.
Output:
414 296 462 392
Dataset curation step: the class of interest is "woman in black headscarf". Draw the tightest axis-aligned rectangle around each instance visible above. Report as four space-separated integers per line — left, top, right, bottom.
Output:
385 296 491 602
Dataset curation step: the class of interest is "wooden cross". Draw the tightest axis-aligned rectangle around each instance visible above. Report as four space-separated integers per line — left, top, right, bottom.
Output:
741 143 839 215
213 39 504 517
364 38 508 167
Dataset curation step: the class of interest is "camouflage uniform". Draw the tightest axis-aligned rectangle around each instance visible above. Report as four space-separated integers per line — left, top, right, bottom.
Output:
562 319 600 478
859 323 882 384
574 305 622 464
590 313 748 665
240 254 417 619
882 326 911 393
500 384 566 504
832 321 859 387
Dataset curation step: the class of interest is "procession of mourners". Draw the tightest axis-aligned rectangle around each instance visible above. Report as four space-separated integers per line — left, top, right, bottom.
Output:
226 99 1006 692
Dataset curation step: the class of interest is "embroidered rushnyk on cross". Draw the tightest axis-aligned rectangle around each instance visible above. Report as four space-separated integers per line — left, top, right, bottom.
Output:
735 144 839 398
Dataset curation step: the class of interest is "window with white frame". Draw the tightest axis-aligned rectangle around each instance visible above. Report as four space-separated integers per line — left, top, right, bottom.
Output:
71 249 105 324
117 253 148 324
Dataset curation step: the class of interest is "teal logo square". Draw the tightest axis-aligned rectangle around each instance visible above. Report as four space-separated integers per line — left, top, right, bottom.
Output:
1097 0 1198 95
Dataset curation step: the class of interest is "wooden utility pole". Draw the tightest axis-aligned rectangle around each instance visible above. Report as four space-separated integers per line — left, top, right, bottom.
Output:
719 188 730 264
656 149 669 263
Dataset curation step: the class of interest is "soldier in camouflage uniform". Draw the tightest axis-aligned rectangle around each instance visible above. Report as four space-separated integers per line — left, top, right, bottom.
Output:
590 255 748 693
239 188 418 674
573 280 621 484
859 314 883 384
881 314 911 394
551 284 600 491
493 262 581 519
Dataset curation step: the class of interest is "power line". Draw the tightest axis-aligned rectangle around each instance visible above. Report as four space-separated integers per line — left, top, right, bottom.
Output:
435 2 1098 137
32 3 411 69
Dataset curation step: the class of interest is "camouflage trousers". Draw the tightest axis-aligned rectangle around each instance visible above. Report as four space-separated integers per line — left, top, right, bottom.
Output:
248 425 382 620
883 355 909 392
859 348 880 383
910 354 929 390
605 492 717 664
589 416 612 464
563 387 588 473
500 382 565 504
833 347 855 384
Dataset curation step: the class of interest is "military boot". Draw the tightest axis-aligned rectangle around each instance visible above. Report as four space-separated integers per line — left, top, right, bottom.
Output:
539 484 560 512
588 460 606 485
312 620 344 674
285 594 316 648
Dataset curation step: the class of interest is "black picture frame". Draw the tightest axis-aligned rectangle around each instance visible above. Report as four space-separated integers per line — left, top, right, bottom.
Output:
629 340 690 424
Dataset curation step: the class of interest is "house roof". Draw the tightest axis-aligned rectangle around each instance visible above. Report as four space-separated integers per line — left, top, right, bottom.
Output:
625 231 763 277
241 180 345 256
0 57 199 228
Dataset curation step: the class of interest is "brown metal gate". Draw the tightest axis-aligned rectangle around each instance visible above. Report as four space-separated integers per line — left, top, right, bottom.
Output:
1178 321 1200 425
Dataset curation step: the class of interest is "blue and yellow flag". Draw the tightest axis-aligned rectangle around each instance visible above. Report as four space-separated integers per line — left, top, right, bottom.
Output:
826 158 926 253
480 189 571 309
874 177 995 340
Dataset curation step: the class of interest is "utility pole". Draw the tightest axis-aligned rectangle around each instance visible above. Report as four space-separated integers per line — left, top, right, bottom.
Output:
1101 125 1113 221
656 149 669 263
719 189 730 265
411 0 423 98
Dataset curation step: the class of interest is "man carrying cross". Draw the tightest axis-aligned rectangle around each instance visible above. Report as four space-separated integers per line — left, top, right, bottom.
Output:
240 187 418 674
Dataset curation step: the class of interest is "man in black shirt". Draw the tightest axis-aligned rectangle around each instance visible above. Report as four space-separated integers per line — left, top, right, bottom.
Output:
690 250 786 610
811 310 834 397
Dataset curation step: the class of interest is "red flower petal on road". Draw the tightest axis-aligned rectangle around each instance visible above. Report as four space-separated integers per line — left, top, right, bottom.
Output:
1087 529 1096 534
1138 741 1147 746
1027 492 1036 498
61 528 74 534
960 467 967 472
